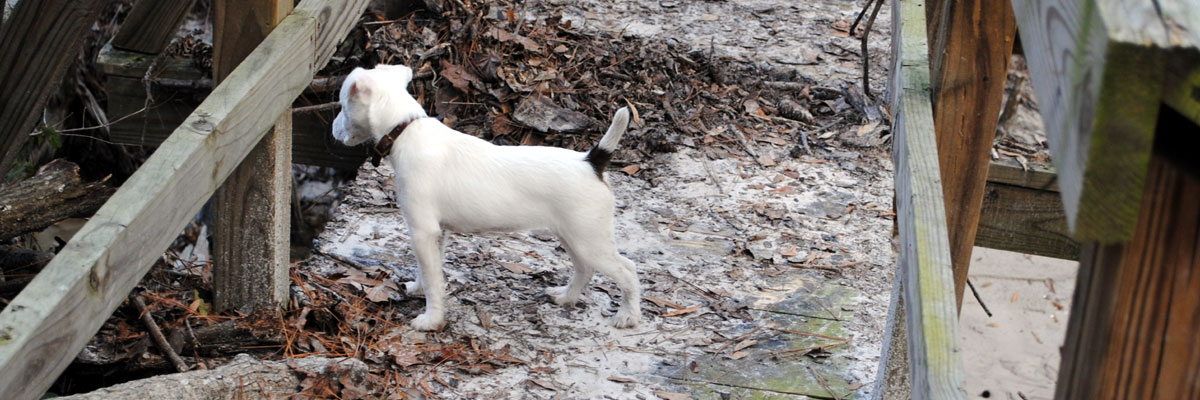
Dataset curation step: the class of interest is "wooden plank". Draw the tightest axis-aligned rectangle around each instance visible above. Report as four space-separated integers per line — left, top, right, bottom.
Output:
1010 0 1173 243
1057 140 1200 399
925 0 1017 311
976 181 1079 260
0 1 369 397
0 0 106 179
974 159 1078 260
104 76 367 170
985 158 1058 191
111 0 197 54
887 0 965 398
211 0 293 312
96 43 205 81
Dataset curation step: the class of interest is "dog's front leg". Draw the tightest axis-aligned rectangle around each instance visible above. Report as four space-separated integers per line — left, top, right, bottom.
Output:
408 228 447 331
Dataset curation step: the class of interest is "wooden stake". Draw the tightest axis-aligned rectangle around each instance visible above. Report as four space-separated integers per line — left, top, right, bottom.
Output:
212 0 294 313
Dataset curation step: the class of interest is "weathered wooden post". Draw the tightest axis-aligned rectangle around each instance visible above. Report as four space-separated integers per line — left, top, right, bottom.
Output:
924 0 1017 310
211 0 294 312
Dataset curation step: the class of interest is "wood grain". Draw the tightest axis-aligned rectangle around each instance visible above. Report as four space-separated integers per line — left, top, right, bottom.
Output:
211 0 293 312
0 0 106 179
1057 145 1200 399
111 0 198 54
0 159 114 241
0 1 369 397
976 181 1078 261
1010 0 1172 243
924 0 1016 311
886 0 966 398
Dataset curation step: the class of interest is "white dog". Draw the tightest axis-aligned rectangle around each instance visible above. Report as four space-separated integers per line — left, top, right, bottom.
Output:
332 64 641 331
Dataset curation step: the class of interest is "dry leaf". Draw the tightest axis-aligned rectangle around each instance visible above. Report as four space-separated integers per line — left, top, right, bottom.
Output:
365 283 392 303
527 379 557 391
607 376 636 383
699 14 719 21
500 262 532 274
847 383 865 390
554 44 569 53
440 59 481 93
779 244 798 257
733 339 758 352
621 164 641 175
662 305 702 317
727 351 749 360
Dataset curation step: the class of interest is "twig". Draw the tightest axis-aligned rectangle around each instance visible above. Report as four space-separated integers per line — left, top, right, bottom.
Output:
849 0 877 35
967 278 993 317
860 0 885 98
808 366 842 400
996 73 1024 132
292 102 341 114
132 294 189 372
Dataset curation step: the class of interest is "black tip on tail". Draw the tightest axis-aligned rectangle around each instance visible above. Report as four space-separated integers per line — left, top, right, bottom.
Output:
584 147 613 181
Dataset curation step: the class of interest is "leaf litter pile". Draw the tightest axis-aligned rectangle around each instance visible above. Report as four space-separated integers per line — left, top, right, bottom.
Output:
29 0 903 398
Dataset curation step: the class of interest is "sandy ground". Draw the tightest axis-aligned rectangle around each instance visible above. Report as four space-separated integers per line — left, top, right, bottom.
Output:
960 247 1078 400
308 0 900 398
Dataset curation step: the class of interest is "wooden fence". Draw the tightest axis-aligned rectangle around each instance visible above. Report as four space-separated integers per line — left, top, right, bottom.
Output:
0 0 369 398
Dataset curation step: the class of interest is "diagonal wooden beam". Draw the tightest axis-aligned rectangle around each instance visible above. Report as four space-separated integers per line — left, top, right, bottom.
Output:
924 0 1017 311
0 1 368 398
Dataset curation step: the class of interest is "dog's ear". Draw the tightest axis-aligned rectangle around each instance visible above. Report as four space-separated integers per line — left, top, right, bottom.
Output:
393 65 414 87
349 74 375 101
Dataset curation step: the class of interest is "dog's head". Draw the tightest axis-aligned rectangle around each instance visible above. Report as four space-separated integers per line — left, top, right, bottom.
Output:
332 64 422 146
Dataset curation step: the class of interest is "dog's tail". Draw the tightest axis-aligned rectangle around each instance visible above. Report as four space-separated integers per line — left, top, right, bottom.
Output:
584 107 631 180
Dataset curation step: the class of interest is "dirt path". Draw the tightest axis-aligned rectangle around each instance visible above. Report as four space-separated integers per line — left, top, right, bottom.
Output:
312 0 897 398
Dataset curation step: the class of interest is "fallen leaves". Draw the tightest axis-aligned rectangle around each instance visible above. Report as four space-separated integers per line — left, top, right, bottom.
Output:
662 305 703 317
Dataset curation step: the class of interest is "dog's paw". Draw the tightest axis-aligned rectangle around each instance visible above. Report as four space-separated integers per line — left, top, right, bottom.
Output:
612 308 641 328
410 312 445 331
404 281 425 297
545 286 575 305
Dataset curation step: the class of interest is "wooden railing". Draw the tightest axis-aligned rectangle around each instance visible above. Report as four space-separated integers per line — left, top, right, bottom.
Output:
0 1 369 398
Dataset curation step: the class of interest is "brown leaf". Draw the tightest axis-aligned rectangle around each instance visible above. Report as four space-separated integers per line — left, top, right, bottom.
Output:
727 351 749 360
779 244 798 257
607 376 637 383
662 305 702 317
554 44 569 53
526 379 557 391
440 59 481 93
500 262 532 274
620 164 641 175
365 282 392 303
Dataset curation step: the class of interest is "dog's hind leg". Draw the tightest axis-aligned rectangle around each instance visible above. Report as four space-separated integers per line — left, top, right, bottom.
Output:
602 252 642 328
408 225 447 331
546 241 595 306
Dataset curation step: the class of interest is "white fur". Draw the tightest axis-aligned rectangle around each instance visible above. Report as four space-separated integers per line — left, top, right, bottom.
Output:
333 65 640 331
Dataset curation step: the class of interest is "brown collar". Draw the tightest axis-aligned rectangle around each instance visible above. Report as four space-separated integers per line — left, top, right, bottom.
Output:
370 119 419 167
